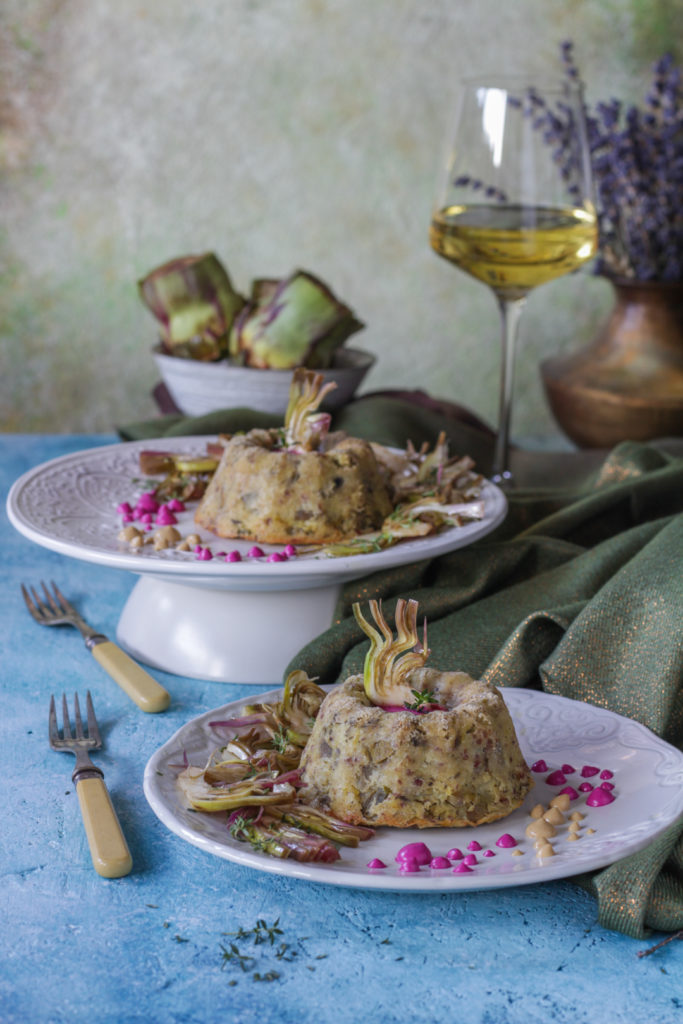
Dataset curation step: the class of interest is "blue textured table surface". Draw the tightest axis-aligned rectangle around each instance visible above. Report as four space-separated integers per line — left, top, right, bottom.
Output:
2 434 681 1024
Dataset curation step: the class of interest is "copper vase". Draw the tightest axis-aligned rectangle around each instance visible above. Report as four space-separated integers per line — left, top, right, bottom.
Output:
541 278 683 448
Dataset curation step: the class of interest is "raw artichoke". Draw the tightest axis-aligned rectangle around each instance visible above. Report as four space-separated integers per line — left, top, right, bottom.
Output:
138 252 245 360
229 269 364 369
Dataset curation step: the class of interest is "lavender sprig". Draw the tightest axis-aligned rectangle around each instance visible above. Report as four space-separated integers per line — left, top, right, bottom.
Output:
562 42 683 281
453 175 508 203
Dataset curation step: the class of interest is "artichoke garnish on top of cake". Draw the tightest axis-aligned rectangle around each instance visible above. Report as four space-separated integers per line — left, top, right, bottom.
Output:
283 367 337 452
353 598 442 711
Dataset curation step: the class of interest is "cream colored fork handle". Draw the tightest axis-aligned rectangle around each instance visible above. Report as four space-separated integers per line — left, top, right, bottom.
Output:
90 640 170 713
76 776 133 878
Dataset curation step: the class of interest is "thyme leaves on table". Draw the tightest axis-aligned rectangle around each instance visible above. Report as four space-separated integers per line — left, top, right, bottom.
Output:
219 942 256 973
219 919 309 982
218 918 404 983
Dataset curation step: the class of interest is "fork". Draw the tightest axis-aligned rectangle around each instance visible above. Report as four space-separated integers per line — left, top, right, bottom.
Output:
22 581 170 713
49 691 133 878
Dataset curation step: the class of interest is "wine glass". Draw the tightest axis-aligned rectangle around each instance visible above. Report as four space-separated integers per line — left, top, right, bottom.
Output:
429 75 597 486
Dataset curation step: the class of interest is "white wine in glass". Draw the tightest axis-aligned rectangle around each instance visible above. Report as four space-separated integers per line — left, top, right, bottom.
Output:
430 76 597 485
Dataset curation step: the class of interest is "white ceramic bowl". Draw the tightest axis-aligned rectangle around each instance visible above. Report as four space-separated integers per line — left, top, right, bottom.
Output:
154 347 376 416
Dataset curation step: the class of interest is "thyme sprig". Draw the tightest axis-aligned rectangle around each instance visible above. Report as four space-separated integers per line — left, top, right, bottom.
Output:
219 942 256 972
224 917 284 946
220 919 312 983
403 688 439 711
637 929 683 958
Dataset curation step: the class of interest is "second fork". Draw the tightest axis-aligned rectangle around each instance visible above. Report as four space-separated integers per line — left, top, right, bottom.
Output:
23 581 171 713
49 692 133 879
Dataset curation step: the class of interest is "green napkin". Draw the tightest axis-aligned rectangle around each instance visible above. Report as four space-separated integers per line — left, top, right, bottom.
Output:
117 392 499 475
284 440 683 940
119 398 683 937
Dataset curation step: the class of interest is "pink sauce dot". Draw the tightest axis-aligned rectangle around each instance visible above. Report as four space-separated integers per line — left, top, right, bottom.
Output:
399 858 421 873
545 770 567 786
600 781 615 792
395 842 432 866
196 548 213 561
226 551 242 562
559 786 579 801
116 502 133 514
167 498 186 512
139 512 153 524
495 833 517 849
367 858 387 870
430 857 451 870
193 544 203 553
248 546 265 558
580 765 600 778
600 769 614 780
483 849 495 858
122 512 135 523
453 863 473 874
446 848 463 861
530 759 548 773
586 787 615 807
578 782 594 793
284 544 297 557
267 552 287 562
463 854 478 866
467 840 482 851
156 508 178 525
561 764 576 774
136 492 159 512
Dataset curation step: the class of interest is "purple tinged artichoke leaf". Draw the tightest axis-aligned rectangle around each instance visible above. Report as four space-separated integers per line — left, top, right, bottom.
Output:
138 253 246 361
230 269 364 369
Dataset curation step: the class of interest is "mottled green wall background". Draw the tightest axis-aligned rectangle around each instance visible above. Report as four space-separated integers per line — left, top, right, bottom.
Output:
1 0 681 437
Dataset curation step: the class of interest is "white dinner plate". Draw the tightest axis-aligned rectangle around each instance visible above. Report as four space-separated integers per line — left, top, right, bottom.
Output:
143 686 683 892
6 435 507 590
6 436 507 681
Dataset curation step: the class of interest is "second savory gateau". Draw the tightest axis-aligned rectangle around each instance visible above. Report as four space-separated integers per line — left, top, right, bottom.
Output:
299 600 533 828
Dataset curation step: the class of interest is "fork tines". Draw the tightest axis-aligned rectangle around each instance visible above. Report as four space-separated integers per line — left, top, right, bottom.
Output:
22 580 72 621
49 691 101 746
47 580 76 613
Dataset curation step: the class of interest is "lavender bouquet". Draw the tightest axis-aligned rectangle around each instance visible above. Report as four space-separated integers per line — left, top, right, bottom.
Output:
561 42 683 282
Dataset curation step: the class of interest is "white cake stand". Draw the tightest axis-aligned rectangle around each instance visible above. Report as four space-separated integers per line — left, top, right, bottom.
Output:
7 437 507 684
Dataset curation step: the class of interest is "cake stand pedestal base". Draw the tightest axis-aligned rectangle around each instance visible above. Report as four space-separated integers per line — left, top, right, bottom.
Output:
116 576 342 684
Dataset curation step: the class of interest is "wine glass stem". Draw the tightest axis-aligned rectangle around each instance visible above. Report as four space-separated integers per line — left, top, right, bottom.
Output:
491 295 526 486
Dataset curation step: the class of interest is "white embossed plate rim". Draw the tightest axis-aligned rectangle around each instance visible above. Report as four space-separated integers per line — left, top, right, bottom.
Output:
143 687 683 892
6 436 507 587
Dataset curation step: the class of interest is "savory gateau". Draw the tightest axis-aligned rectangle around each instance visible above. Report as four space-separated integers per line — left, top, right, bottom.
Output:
299 600 533 828
193 369 392 544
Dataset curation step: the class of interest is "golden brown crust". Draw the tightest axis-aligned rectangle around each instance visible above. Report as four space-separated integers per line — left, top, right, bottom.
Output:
194 431 393 544
299 673 533 829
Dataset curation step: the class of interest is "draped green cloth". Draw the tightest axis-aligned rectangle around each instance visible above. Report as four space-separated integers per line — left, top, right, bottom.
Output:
120 395 683 938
